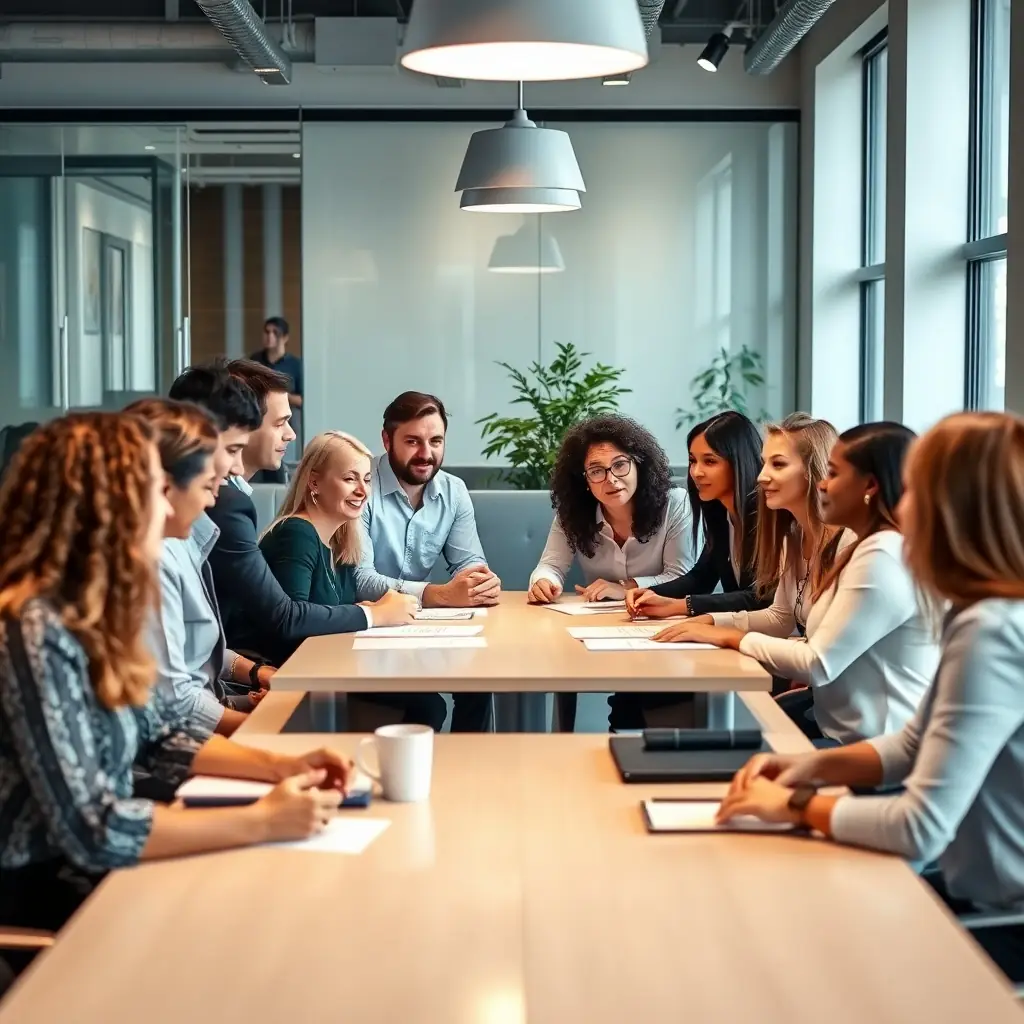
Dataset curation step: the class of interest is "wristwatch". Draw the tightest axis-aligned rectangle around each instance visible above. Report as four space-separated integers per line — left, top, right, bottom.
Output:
685 595 694 617
786 783 818 827
249 661 263 689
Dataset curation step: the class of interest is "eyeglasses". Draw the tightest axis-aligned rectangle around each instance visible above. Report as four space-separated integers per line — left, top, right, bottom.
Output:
584 456 638 484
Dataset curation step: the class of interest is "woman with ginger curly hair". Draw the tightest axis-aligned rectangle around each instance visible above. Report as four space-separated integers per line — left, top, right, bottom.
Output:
0 413 354 963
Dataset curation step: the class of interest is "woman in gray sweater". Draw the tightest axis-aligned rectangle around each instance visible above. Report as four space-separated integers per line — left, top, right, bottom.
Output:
716 411 1024 980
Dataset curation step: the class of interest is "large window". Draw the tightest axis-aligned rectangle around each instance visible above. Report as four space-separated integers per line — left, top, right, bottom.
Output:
966 0 1010 410
858 33 888 422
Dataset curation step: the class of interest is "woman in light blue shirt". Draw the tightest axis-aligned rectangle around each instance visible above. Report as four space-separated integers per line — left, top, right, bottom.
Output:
528 415 695 605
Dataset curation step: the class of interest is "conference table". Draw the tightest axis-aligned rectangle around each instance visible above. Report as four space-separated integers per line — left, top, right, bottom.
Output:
271 591 772 732
1 690 1021 1023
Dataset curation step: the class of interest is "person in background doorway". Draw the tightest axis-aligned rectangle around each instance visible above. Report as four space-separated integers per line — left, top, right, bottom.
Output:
251 316 302 483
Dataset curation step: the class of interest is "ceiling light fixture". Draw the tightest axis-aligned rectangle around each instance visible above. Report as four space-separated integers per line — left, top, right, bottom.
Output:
488 222 565 274
602 72 632 85
144 145 156 151
456 82 585 213
401 0 648 82
697 28 732 72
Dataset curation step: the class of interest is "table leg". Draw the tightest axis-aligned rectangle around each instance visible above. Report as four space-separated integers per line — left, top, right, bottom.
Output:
705 692 736 731
308 692 340 732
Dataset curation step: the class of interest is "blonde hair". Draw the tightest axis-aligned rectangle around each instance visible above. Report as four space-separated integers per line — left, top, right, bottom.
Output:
754 412 843 597
903 412 1024 605
263 431 372 566
0 414 159 709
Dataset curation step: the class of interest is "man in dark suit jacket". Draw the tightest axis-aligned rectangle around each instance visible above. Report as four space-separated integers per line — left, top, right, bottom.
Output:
169 361 370 663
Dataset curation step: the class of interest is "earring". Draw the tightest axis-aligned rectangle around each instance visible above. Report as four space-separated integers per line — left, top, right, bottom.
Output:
311 492 319 506
864 494 871 505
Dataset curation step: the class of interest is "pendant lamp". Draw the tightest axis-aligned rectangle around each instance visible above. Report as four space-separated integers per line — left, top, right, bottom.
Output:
455 84 585 213
401 0 648 82
488 223 565 274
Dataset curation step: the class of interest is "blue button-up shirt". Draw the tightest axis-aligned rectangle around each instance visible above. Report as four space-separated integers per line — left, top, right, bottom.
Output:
354 455 488 600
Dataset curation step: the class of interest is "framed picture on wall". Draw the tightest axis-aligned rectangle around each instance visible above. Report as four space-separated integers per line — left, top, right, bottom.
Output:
102 235 131 393
82 226 102 335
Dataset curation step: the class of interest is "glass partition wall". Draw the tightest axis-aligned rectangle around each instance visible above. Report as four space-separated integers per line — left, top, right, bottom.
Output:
0 123 189 428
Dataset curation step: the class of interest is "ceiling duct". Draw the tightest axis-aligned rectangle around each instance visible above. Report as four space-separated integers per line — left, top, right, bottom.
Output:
195 0 292 84
744 0 836 75
636 1 667 38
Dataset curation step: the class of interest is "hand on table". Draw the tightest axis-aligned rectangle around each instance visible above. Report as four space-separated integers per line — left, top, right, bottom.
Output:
651 617 743 648
256 664 276 689
715 776 801 826
282 747 356 795
249 688 269 706
528 578 563 604
575 579 626 603
439 566 501 607
725 752 820 797
365 589 418 627
625 589 687 620
256 771 343 842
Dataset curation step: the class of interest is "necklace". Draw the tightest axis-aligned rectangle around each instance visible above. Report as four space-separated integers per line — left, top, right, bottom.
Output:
318 543 340 597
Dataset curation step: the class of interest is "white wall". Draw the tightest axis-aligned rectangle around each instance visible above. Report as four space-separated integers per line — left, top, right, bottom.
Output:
301 119 797 466
66 180 155 406
0 44 799 111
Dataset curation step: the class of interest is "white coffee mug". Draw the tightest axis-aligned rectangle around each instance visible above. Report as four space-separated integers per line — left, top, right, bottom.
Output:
356 724 434 803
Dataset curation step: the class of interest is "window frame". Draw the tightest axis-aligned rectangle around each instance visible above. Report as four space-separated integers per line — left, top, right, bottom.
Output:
964 0 1010 410
858 29 889 423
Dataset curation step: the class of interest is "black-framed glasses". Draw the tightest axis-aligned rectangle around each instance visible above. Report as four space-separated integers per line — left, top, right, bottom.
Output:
584 456 639 484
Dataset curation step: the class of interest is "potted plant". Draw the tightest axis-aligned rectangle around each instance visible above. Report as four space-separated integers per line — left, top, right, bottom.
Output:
477 342 630 490
675 344 770 430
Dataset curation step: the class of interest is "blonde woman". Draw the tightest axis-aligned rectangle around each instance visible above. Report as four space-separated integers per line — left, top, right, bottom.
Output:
716 412 1024 983
260 432 444 729
654 414 850 664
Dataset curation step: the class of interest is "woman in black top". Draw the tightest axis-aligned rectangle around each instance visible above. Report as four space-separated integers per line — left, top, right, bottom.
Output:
611 411 770 729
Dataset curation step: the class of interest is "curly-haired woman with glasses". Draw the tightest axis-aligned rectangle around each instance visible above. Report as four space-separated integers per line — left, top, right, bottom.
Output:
528 416 695 730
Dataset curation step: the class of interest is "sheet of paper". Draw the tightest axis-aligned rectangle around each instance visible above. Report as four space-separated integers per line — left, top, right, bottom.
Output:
353 636 488 650
177 772 372 803
270 817 391 854
567 625 661 640
582 638 717 652
414 609 474 621
643 800 795 834
543 600 628 617
356 625 483 638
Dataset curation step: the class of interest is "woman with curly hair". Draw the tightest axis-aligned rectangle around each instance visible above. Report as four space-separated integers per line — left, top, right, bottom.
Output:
528 415 694 605
528 415 695 730
0 413 354 961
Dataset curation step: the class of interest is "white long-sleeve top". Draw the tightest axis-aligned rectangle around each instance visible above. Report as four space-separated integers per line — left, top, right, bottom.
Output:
529 487 695 591
714 531 937 743
831 599 1024 911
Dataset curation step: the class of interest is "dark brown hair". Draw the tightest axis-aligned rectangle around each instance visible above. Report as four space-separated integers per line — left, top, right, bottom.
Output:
550 415 672 559
383 391 449 438
0 413 160 709
126 398 219 488
225 358 291 415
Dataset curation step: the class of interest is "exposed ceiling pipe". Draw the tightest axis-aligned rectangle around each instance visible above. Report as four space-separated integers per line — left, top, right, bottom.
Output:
744 0 836 74
194 0 293 84
0 21 313 65
636 0 667 38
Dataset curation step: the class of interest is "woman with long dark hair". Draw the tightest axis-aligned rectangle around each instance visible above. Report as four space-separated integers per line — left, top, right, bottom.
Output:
627 411 769 620
659 421 937 745
717 412 1024 984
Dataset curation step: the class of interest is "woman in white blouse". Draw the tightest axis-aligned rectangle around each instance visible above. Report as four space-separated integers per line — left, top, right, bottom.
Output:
658 419 938 745
528 415 695 605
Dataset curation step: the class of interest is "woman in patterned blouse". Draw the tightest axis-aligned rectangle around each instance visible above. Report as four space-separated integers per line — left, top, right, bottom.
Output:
0 413 354 962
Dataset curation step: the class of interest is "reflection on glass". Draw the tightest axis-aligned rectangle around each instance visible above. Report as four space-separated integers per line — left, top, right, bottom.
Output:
978 257 1007 410
695 155 733 354
859 279 885 422
864 42 888 265
978 0 1011 238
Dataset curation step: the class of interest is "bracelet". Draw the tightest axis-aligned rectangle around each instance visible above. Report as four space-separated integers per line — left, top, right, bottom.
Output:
228 653 241 681
685 595 694 618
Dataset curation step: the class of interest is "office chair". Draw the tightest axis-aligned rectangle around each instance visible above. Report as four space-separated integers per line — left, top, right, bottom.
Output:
0 928 55 998
958 909 1024 999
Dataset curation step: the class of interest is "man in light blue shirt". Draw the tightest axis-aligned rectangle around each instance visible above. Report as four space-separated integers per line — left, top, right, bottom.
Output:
355 391 500 731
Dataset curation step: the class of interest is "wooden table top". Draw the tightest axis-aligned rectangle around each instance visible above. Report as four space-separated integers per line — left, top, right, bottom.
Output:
272 591 772 694
2 693 1019 1024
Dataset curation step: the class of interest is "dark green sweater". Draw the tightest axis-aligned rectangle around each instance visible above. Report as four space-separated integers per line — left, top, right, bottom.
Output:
259 517 365 662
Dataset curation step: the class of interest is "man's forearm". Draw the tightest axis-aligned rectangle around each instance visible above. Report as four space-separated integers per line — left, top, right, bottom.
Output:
214 707 249 738
191 734 292 782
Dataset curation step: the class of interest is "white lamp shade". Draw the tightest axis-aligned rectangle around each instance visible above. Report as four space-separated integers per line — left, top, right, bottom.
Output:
460 187 581 213
488 224 565 273
400 0 648 82
455 108 585 213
